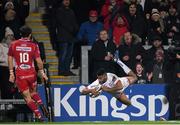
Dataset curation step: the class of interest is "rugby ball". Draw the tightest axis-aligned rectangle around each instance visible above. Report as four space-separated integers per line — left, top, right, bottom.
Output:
88 84 102 98
79 85 102 98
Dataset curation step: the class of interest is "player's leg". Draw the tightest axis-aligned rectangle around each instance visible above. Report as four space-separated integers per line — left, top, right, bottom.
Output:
116 92 131 106
29 75 49 118
114 58 137 84
22 89 42 119
126 71 137 85
30 86 49 118
16 77 42 119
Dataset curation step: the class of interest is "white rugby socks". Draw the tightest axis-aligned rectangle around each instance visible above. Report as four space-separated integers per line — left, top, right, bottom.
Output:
116 59 131 74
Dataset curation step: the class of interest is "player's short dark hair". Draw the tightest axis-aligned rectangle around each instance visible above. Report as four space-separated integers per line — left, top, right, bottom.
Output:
20 25 32 37
96 68 106 76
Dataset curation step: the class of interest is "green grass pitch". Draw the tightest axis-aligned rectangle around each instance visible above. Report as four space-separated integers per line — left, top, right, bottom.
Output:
1 121 180 125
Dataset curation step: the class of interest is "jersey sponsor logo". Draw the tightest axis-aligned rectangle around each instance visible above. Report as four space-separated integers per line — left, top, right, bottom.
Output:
19 74 34 79
19 64 31 69
16 46 32 52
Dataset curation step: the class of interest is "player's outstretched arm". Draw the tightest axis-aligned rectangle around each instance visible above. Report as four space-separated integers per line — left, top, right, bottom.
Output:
80 86 99 96
35 57 48 81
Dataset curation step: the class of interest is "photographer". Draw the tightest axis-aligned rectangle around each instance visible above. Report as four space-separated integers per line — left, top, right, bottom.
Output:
167 36 180 84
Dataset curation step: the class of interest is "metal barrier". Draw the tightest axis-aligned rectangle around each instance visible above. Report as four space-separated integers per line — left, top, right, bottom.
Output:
0 99 25 105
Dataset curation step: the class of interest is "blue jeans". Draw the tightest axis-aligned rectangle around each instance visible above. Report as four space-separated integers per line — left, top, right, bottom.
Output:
58 42 74 72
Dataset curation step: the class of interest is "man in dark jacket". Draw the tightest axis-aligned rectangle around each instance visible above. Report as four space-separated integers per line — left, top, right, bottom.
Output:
90 29 116 81
55 0 78 76
118 32 145 72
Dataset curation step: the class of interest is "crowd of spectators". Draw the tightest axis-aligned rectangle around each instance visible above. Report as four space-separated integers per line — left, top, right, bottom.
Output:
0 0 30 99
44 0 180 84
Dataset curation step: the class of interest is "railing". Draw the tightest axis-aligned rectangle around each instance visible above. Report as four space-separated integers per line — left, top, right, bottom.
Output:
0 99 25 105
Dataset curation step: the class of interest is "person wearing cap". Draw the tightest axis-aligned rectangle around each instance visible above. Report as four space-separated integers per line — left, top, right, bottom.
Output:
4 1 14 10
77 10 103 46
147 8 166 42
73 10 103 69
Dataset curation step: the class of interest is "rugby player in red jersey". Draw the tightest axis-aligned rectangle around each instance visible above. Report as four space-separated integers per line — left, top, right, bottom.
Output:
8 26 49 121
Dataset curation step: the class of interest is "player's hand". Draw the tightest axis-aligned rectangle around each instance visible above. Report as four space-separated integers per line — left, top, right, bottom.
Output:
91 88 99 96
39 70 48 81
9 74 15 83
42 73 48 81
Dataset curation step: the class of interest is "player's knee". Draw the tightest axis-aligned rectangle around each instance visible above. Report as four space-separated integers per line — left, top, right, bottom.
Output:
30 92 37 96
24 96 33 103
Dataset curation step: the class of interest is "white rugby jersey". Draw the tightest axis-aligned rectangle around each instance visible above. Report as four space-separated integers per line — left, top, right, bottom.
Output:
88 73 119 89
102 73 119 88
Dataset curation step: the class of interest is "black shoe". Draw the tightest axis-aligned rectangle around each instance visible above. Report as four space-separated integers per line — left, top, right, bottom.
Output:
34 117 44 122
40 104 50 118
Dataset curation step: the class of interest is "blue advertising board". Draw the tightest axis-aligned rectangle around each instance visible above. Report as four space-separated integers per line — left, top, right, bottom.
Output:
39 84 169 122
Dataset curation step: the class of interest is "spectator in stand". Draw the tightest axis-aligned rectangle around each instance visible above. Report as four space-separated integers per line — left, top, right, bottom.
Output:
112 14 129 48
2 9 21 39
0 27 15 99
18 0 29 26
73 10 103 69
55 0 78 76
77 10 103 46
147 8 167 43
135 62 147 84
145 35 167 65
101 0 124 35
159 5 169 24
144 0 162 15
4 1 14 11
0 0 3 41
168 0 177 7
44 0 59 51
90 29 116 81
147 49 169 83
117 32 145 74
165 4 180 41
125 3 146 39
123 0 143 16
